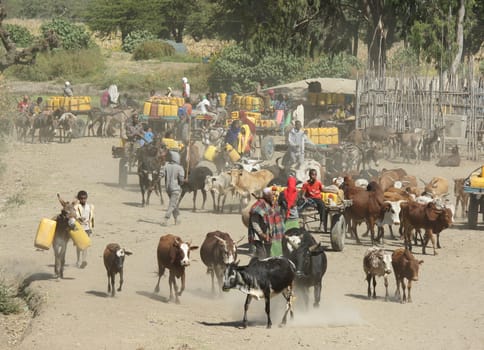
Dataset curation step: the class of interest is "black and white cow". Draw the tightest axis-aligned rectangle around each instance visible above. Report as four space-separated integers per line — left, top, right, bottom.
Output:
222 257 296 329
282 228 327 308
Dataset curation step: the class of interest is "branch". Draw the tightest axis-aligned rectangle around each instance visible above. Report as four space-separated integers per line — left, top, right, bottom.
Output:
0 2 59 71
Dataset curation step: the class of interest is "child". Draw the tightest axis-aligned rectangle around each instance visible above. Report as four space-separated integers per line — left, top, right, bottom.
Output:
301 169 327 232
74 190 95 268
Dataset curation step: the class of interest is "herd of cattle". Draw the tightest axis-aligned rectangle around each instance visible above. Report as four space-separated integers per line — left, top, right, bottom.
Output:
49 143 468 328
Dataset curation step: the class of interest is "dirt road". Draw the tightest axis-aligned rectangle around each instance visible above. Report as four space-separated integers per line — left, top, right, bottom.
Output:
0 137 483 349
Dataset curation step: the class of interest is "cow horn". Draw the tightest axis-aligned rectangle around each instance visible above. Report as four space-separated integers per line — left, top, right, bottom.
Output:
419 178 428 185
214 236 226 244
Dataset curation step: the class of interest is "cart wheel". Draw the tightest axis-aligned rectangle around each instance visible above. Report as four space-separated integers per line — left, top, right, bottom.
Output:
261 136 274 160
468 194 478 228
330 213 346 252
119 158 128 187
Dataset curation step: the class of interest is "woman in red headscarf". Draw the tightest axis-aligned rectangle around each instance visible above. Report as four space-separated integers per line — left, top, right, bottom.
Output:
277 176 299 230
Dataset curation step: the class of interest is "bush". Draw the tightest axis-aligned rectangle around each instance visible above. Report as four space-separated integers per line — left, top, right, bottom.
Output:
0 280 20 315
4 47 105 82
132 41 175 61
122 30 156 53
5 24 34 47
40 19 93 50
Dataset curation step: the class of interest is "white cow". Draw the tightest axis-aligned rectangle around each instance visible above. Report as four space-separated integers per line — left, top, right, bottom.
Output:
204 173 234 213
363 247 392 301
376 200 406 241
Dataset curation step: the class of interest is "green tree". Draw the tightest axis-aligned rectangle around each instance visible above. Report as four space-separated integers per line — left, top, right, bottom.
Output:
84 0 160 41
407 0 478 76
15 0 89 20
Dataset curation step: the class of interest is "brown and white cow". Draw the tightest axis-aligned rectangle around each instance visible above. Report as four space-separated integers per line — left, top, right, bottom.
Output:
454 178 469 218
391 248 423 303
103 243 132 297
200 231 238 294
363 247 392 301
154 234 198 303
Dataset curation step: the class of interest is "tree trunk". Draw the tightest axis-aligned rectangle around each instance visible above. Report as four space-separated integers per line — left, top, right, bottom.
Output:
0 1 58 71
450 0 465 76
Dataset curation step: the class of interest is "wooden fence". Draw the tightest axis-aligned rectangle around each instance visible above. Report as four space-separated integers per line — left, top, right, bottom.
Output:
355 61 484 160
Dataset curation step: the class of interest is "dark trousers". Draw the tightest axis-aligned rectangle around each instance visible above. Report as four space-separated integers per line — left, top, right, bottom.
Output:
308 198 327 229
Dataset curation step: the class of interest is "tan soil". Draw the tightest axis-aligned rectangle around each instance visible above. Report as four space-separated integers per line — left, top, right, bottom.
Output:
0 137 483 350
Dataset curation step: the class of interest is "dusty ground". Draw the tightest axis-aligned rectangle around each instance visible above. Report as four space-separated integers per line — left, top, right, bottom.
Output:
0 136 483 350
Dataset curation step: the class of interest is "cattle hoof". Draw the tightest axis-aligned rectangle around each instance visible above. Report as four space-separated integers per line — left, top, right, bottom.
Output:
313 302 320 308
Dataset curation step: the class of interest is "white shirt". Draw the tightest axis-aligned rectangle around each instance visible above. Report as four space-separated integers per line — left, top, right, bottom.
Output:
184 83 190 98
77 203 92 231
196 98 210 113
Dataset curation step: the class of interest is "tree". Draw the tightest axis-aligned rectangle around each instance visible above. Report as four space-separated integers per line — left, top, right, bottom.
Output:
0 0 59 71
407 0 479 77
84 0 159 41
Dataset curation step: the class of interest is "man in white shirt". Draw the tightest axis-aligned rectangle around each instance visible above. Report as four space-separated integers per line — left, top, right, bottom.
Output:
74 190 95 268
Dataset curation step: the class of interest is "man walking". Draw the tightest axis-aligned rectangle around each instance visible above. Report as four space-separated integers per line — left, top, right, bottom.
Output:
162 151 185 226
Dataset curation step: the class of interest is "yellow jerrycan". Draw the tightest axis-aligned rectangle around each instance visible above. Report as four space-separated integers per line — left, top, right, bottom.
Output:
69 221 91 250
34 218 57 250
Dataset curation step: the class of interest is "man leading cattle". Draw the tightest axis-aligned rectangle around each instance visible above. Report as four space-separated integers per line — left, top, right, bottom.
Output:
248 188 284 258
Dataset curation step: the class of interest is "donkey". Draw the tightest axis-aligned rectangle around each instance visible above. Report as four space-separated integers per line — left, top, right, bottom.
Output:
53 194 78 279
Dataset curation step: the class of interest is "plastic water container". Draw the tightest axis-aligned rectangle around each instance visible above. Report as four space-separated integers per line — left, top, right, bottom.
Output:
34 218 57 250
204 145 218 161
225 143 241 162
219 93 227 107
69 221 91 250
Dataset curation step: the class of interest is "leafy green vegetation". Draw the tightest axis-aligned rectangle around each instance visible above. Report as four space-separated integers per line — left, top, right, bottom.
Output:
40 19 93 50
4 24 34 47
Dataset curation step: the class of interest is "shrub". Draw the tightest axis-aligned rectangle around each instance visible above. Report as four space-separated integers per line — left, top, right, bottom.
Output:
0 279 20 315
5 24 34 47
4 47 105 82
122 30 156 53
132 41 175 61
40 19 93 50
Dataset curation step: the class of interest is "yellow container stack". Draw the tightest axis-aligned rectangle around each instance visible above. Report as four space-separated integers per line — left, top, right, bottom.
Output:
34 218 57 250
69 221 91 250
304 127 339 145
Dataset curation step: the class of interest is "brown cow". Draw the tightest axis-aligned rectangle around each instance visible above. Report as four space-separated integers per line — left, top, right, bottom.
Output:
391 248 423 303
454 178 469 217
342 178 384 244
200 231 238 294
154 234 199 303
400 201 453 255
103 243 132 297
